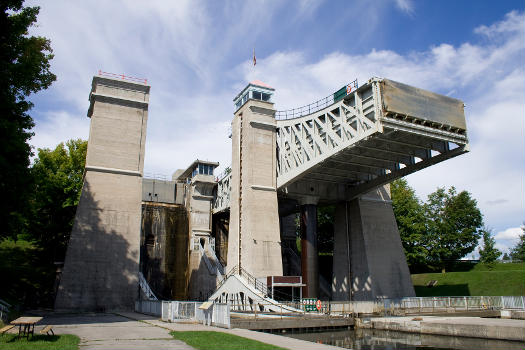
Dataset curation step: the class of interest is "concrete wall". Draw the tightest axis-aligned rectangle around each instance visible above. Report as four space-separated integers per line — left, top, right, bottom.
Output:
332 185 415 301
186 175 221 300
141 202 189 300
142 178 177 204
55 75 149 311
227 100 283 278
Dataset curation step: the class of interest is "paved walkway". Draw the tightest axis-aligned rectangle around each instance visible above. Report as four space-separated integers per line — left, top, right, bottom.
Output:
119 312 342 350
37 312 342 350
39 313 194 350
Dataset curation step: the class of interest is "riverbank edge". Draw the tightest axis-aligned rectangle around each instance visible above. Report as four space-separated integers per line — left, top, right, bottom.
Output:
356 315 525 342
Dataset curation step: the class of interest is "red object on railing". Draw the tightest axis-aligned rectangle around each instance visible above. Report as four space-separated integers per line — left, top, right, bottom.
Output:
98 70 148 84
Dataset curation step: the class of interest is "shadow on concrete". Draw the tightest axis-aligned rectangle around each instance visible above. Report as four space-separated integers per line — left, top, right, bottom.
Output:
54 177 140 312
188 252 218 301
35 312 132 326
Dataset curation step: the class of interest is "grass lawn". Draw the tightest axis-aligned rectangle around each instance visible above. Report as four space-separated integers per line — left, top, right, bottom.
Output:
412 263 525 296
0 334 79 350
170 331 287 350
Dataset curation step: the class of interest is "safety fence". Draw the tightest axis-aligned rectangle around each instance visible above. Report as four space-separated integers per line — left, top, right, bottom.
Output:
161 301 230 328
380 296 525 314
98 70 148 84
135 296 523 327
135 300 162 316
229 296 525 320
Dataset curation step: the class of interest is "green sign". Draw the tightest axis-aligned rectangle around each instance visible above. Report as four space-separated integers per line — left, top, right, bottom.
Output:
302 298 317 312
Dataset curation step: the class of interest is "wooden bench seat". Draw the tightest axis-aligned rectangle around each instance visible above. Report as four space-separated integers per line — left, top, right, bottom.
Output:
39 325 54 336
0 325 15 335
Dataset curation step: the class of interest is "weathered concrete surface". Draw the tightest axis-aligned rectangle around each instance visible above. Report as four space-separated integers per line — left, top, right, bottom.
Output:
227 98 283 278
140 202 189 300
231 316 354 330
35 313 194 350
187 174 221 300
55 75 149 311
287 327 525 350
363 315 525 341
332 186 415 301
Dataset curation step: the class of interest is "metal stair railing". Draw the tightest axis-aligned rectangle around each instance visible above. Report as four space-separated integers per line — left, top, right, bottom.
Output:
138 272 158 300
238 266 268 296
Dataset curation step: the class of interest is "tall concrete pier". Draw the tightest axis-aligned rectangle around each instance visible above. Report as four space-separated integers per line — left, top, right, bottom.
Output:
55 74 149 311
227 81 283 278
331 186 415 300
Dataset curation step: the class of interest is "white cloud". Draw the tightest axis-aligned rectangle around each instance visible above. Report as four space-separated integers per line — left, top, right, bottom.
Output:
475 10 524 38
495 227 523 241
24 1 524 236
31 110 89 153
395 0 414 15
494 226 523 253
238 11 525 233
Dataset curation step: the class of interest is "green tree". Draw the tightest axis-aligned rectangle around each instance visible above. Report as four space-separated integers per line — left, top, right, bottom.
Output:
0 0 56 239
478 227 501 267
510 225 525 261
317 205 335 254
390 179 428 269
30 139 87 262
424 187 483 271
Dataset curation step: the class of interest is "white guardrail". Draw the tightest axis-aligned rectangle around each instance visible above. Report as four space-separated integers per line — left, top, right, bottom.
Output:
135 300 230 328
380 296 525 312
135 296 523 327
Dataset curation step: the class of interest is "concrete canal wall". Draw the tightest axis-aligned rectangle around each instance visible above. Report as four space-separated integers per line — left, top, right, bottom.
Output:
359 315 525 342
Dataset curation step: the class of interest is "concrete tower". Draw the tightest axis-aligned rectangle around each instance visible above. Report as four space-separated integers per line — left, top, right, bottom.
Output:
227 81 283 278
55 74 149 311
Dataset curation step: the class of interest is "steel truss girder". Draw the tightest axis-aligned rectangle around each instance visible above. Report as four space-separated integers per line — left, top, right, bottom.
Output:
276 79 469 194
276 81 382 188
215 78 469 211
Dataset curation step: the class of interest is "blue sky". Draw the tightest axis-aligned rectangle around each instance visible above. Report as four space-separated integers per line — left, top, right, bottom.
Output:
26 0 524 255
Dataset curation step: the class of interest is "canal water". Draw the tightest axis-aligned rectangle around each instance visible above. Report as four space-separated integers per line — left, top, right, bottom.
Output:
276 328 525 350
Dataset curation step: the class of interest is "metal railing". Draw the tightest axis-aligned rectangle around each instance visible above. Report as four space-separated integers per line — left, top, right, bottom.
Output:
220 265 269 296
138 272 158 300
135 299 162 316
143 173 169 181
275 79 358 120
161 301 230 328
380 296 525 313
98 70 148 84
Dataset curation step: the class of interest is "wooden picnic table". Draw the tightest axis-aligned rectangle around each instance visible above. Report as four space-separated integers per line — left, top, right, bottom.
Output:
10 316 42 339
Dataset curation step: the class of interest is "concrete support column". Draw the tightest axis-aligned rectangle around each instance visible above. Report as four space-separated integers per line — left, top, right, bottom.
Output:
300 199 318 298
55 74 150 311
331 186 415 301
227 98 283 278
332 202 352 300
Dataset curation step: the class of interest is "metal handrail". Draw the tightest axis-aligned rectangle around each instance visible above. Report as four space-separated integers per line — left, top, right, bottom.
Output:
98 70 148 84
138 272 158 300
275 79 358 120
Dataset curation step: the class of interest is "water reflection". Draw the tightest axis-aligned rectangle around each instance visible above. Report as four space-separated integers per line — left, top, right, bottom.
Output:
277 328 524 350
